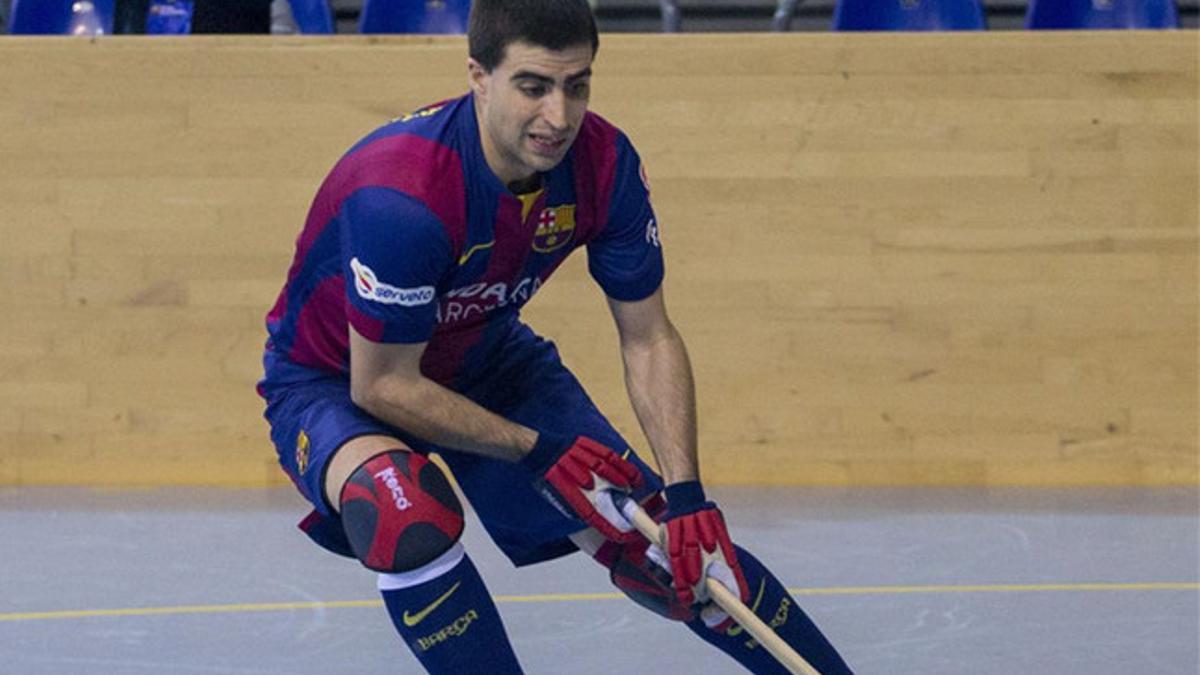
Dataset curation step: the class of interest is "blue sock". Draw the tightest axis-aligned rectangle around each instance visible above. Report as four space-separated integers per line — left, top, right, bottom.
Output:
686 546 854 674
379 546 523 674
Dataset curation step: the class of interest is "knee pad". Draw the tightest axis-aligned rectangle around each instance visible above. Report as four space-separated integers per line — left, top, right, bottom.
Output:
339 450 465 573
607 538 696 622
599 497 697 624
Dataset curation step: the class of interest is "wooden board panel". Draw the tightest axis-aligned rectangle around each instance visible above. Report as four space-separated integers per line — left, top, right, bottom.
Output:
0 33 1194 487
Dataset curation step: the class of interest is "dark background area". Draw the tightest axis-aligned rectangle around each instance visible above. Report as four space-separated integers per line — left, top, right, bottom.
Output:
3 0 1196 34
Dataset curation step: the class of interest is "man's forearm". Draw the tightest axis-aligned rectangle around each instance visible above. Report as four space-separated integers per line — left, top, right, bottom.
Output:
353 374 537 463
621 323 700 485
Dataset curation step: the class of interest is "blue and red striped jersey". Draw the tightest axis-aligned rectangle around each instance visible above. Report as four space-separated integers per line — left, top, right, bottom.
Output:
260 94 663 392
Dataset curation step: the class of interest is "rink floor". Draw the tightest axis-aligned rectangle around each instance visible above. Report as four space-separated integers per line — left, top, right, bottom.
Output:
2 485 1197 674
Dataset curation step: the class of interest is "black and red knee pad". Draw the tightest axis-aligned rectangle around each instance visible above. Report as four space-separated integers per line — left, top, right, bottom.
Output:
339 450 464 573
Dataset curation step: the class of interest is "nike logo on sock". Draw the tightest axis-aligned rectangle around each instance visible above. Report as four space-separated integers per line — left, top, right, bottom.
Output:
402 581 461 627
724 578 767 638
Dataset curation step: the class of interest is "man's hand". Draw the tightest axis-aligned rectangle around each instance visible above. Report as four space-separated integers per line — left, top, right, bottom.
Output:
522 432 645 542
662 481 750 630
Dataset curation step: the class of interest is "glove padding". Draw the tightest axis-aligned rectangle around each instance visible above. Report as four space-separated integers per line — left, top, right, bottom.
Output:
662 481 750 630
522 432 645 543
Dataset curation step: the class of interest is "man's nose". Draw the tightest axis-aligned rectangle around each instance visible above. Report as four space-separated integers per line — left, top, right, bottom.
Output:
541 89 568 132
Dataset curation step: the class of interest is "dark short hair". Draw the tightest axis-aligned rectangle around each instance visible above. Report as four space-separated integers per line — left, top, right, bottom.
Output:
468 0 599 72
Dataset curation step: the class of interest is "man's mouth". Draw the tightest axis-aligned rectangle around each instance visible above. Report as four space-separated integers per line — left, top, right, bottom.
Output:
528 133 567 154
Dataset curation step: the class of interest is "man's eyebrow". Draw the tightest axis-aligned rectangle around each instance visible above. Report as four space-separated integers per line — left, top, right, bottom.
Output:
510 67 593 84
566 67 593 82
511 71 554 84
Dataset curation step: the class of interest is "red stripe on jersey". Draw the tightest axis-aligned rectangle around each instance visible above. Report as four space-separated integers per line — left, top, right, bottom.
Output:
302 133 468 269
487 195 538 293
268 132 468 364
289 276 355 373
571 112 620 245
418 327 485 387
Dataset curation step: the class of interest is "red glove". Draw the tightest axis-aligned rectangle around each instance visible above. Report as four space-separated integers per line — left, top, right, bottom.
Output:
662 481 750 629
522 432 645 543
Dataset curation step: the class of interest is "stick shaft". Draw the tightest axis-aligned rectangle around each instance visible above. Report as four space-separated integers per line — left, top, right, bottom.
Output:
622 501 822 675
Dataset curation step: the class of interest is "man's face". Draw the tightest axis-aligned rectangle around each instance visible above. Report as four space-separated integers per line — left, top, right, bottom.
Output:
469 40 594 189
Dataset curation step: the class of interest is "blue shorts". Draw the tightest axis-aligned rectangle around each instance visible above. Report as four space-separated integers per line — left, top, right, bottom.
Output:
260 323 664 567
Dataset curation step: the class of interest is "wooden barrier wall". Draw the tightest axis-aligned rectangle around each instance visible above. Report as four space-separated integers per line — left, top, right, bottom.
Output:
0 33 1195 487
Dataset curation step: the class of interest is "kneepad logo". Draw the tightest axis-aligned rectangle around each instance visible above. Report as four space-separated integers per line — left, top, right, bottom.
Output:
350 258 435 307
373 466 413 511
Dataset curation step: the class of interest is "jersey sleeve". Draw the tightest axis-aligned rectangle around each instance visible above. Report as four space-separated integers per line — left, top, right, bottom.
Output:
586 133 665 302
340 186 452 344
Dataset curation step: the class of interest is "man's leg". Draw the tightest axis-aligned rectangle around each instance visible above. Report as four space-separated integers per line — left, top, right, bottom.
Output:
326 435 524 674
457 326 850 671
574 520 853 675
377 547 523 674
681 544 853 675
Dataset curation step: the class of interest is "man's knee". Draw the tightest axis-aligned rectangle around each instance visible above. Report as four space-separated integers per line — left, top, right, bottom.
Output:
339 450 465 573
605 537 696 622
578 492 693 621
324 434 404 509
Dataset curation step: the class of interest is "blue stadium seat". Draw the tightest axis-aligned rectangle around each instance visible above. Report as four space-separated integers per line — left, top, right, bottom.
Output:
1025 0 1179 28
833 0 987 30
288 0 334 33
660 0 681 32
8 0 115 35
145 0 193 34
359 0 470 34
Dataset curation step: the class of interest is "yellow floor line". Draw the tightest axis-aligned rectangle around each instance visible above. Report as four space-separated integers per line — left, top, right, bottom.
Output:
1 582 1195 623
791 582 1200 595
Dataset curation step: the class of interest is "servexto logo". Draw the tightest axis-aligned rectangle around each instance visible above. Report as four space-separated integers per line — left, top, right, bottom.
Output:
349 258 544 323
350 258 435 307
436 277 543 324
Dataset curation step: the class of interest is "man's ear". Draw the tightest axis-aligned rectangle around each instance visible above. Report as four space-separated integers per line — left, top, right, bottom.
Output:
467 58 489 98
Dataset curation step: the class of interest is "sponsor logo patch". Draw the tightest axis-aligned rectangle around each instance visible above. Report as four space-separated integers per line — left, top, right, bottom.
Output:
532 205 576 253
436 276 542 324
350 258 435 306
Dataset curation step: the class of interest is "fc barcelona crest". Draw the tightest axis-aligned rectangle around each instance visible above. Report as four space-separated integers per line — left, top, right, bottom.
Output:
532 205 576 253
296 430 311 475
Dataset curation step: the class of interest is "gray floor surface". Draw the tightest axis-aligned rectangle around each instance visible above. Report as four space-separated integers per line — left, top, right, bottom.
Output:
2 485 1197 674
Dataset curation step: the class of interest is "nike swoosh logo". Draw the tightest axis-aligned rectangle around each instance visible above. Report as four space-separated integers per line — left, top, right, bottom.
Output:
401 581 461 627
725 578 767 638
458 241 494 265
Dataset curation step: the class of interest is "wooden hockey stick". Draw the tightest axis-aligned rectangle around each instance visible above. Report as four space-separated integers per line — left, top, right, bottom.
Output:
616 496 822 675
